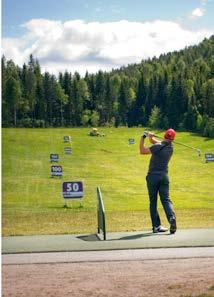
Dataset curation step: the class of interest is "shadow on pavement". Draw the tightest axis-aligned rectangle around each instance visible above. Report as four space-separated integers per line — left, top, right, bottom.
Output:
77 234 101 241
115 232 155 240
76 232 168 242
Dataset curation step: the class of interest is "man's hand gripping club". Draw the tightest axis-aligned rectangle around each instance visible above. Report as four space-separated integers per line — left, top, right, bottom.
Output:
140 131 153 154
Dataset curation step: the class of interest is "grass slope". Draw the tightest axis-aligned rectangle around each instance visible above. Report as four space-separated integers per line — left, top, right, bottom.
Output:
2 127 214 236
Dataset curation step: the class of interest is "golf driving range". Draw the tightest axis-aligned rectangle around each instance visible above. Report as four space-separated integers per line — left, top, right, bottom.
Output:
2 127 214 237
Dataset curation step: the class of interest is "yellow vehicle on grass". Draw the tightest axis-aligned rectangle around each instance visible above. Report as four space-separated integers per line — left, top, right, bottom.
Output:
89 128 105 137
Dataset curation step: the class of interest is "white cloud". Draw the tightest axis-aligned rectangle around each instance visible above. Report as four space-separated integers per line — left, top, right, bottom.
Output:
2 19 213 75
189 7 205 19
2 37 27 65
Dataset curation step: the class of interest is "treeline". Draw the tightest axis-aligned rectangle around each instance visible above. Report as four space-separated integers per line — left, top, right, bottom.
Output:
2 36 214 137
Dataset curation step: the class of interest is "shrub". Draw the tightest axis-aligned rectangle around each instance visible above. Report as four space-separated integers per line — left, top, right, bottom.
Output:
34 119 45 128
148 106 161 129
17 118 33 127
203 117 214 138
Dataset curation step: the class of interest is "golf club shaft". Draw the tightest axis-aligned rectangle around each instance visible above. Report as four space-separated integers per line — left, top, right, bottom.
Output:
153 134 201 153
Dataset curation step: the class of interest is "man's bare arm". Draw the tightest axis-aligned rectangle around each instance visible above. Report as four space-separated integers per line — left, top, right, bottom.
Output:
139 135 151 155
149 134 161 144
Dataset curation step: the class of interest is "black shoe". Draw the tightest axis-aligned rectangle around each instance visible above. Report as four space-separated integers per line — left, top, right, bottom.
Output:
153 225 168 233
170 217 177 234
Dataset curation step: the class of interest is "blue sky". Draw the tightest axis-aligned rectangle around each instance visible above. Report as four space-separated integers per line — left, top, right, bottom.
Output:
2 0 214 75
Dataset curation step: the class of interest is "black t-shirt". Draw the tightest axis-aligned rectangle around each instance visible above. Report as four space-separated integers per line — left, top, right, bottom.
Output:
148 141 173 174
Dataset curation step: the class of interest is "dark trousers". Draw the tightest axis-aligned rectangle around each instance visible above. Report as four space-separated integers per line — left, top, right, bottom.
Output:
146 173 176 228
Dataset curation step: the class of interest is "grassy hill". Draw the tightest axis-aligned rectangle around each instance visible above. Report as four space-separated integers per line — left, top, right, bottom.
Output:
2 127 214 236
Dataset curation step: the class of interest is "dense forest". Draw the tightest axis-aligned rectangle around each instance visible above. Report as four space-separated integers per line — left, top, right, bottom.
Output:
2 35 214 137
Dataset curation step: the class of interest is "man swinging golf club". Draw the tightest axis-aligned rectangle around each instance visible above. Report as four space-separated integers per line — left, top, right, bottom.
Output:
140 128 177 234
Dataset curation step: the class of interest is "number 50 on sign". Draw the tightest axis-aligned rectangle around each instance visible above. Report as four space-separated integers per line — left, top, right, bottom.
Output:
62 181 84 199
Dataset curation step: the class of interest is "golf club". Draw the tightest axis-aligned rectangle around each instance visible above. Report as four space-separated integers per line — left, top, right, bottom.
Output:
144 131 202 156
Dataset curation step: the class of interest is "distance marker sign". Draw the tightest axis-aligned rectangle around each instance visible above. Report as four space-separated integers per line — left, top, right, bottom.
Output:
205 153 214 162
128 138 135 144
51 165 62 177
64 147 72 154
63 135 71 143
62 181 84 199
50 153 59 162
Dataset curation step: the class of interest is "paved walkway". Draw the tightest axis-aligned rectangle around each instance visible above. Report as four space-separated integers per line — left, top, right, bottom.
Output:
2 228 214 254
2 247 214 265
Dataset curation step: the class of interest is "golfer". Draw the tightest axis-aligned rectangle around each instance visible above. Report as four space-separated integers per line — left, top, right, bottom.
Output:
140 128 177 234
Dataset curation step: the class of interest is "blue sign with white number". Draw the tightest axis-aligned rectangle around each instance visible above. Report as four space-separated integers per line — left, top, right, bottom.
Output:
205 153 214 162
63 136 71 143
50 153 59 162
62 181 84 199
128 138 135 144
64 147 72 154
51 165 62 177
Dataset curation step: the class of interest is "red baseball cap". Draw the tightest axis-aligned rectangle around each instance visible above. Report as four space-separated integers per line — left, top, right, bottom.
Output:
164 128 176 140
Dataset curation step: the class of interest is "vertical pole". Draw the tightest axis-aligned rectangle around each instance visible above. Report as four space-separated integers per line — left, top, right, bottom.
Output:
97 187 106 240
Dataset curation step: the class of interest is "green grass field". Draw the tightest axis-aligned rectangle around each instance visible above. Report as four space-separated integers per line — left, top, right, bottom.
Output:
2 127 214 236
